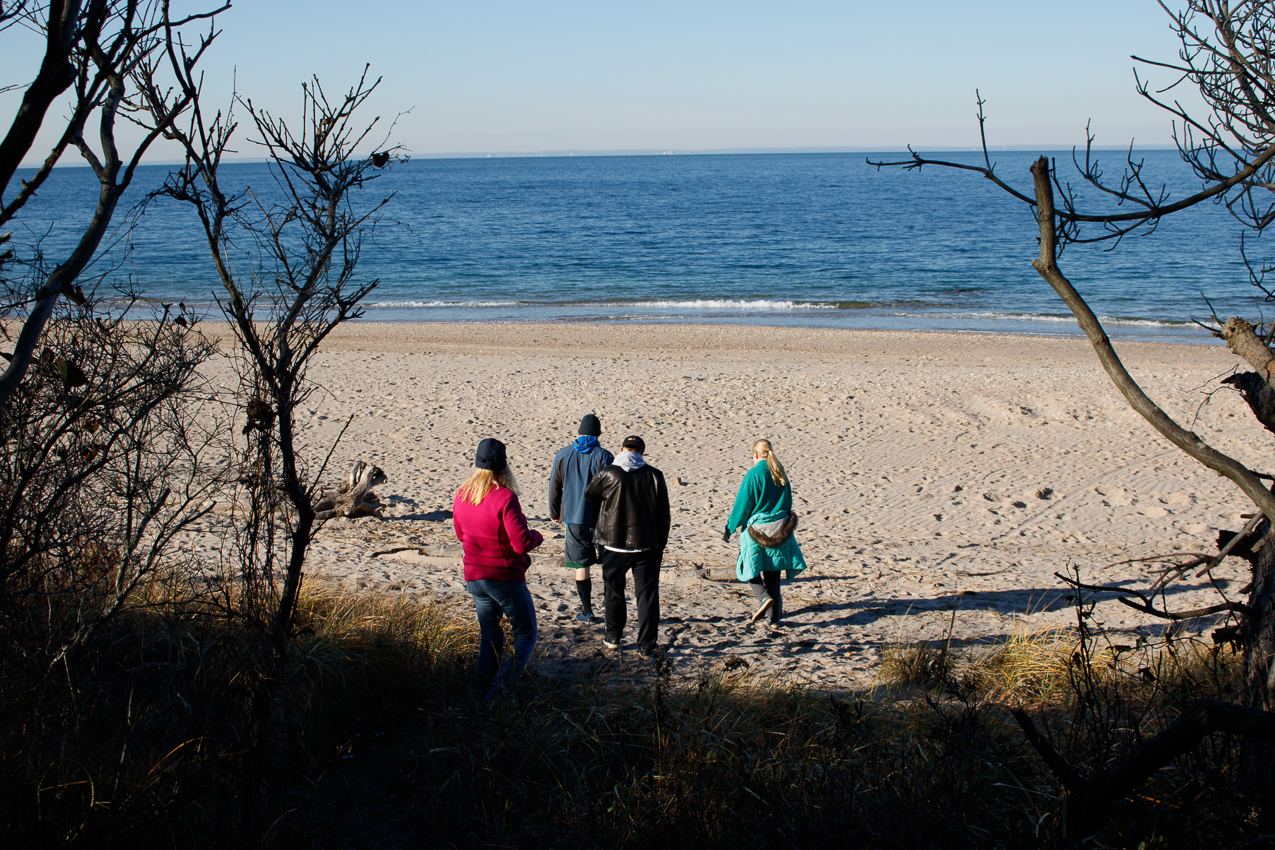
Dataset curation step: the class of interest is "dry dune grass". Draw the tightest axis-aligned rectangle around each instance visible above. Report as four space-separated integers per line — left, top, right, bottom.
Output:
2 567 1265 849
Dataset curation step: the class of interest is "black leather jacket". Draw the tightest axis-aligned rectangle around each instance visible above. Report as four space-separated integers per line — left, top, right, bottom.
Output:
583 462 671 552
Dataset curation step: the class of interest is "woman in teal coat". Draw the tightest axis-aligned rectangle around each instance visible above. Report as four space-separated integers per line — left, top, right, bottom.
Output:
723 438 807 625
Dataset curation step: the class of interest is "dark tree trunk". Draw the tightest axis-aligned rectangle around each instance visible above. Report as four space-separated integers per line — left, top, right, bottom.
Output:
1245 534 1275 712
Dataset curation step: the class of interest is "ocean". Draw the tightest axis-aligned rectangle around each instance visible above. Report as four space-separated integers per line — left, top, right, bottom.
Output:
11 150 1262 342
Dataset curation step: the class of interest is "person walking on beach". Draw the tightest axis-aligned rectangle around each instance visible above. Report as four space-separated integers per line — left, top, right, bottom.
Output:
583 435 670 656
453 438 544 700
723 438 807 626
548 413 614 623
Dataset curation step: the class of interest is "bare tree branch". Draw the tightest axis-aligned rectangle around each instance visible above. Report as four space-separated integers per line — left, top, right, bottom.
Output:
1029 157 1275 526
0 1 230 411
151 60 405 659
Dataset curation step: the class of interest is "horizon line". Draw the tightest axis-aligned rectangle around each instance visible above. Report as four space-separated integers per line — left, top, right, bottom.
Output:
20 143 1180 169
417 143 1179 159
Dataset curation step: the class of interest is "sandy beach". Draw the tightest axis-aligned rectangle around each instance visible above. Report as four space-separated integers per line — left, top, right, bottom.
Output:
183 323 1266 692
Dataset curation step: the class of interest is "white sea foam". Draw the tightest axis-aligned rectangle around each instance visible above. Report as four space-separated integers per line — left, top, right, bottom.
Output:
634 299 836 311
367 300 521 308
957 311 1188 328
368 298 836 311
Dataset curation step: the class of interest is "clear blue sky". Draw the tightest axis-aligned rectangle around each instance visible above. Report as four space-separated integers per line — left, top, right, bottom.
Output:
3 0 1203 161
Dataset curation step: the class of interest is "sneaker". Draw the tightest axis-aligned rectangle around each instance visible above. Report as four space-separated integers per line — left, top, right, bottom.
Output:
603 636 621 650
750 598 774 624
638 645 659 658
575 611 597 624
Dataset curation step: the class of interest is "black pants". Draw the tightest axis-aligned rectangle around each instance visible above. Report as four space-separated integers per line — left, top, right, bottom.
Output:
748 571 782 623
600 548 662 649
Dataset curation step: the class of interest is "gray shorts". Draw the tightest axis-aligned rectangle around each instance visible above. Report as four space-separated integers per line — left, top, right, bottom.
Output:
564 524 598 568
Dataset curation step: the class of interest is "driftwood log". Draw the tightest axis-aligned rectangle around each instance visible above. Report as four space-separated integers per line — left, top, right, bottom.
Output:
314 460 387 520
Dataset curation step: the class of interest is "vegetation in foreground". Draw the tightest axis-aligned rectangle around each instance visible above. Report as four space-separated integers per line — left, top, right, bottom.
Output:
2 581 1269 849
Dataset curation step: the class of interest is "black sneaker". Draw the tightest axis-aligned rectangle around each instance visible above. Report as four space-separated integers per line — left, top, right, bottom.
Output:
638 645 659 658
575 611 597 623
603 636 621 650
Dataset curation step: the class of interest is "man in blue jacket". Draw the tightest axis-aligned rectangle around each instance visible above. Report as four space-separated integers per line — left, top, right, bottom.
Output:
548 414 614 622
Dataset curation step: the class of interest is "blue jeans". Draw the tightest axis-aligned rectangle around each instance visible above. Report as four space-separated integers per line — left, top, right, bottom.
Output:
466 579 538 700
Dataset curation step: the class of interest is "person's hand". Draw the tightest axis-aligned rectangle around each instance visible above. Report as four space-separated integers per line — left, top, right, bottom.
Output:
722 528 731 543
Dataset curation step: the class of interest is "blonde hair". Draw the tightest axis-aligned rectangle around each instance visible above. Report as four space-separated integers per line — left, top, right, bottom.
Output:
457 467 520 506
753 438 788 487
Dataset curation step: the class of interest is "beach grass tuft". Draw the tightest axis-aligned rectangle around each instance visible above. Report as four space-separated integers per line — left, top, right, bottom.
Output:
877 639 955 688
972 626 1076 702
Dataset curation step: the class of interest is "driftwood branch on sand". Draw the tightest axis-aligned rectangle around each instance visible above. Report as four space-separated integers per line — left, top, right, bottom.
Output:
315 461 387 521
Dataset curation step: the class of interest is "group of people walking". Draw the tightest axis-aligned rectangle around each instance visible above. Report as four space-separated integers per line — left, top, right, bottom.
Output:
451 415 807 700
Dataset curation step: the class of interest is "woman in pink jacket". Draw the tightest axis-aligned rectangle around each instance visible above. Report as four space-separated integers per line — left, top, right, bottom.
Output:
453 438 544 700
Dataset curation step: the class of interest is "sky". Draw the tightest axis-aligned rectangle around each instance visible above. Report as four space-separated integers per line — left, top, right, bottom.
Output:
2 0 1207 163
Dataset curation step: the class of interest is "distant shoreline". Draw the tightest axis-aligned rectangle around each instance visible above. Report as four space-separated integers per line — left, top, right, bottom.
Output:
343 314 1222 346
306 320 1213 355
180 316 1221 349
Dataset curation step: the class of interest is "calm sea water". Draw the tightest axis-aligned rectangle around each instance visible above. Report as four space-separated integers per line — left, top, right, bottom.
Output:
12 151 1265 342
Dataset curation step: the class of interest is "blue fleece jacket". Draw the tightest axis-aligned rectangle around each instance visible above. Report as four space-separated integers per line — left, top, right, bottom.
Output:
548 439 614 526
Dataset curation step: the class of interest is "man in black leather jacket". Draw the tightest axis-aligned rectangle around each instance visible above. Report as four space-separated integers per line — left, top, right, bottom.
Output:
583 435 670 656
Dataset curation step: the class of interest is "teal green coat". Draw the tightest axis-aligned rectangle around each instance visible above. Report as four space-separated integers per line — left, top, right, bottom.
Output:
725 461 808 582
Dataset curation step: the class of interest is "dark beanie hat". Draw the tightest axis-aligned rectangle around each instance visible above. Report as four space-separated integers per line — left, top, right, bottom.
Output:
621 435 645 453
475 437 507 471
578 414 602 437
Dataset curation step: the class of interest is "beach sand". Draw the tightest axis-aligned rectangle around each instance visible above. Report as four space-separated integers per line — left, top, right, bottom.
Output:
182 323 1267 692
